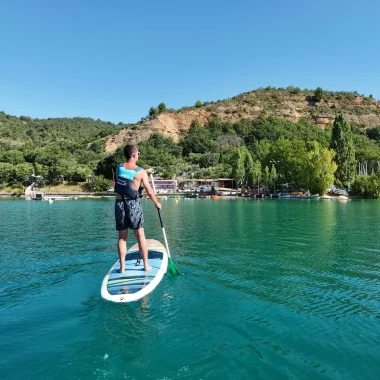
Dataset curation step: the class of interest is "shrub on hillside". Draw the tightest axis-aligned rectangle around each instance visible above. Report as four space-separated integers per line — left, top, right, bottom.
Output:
351 173 380 198
82 176 111 192
314 87 324 102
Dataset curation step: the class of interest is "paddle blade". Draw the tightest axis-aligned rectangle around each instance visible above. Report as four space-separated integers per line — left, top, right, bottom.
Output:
167 257 181 276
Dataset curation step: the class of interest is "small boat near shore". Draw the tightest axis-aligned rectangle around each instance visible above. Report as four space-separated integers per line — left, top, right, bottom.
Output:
31 191 71 201
290 194 320 199
301 194 320 199
44 195 72 201
184 193 199 198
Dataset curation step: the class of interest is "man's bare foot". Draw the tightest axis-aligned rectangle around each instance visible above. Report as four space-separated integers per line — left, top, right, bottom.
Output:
118 266 125 273
144 265 152 271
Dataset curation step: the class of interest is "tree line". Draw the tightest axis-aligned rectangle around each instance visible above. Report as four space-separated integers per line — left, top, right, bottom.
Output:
95 114 380 197
1 110 380 196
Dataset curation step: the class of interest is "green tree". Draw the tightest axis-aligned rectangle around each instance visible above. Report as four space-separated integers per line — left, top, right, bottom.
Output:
314 87 324 102
263 166 270 185
252 160 262 191
73 166 92 181
269 164 278 193
149 107 158 119
245 151 255 186
96 146 126 179
231 148 245 188
0 162 14 182
90 140 104 153
138 133 181 167
157 103 167 113
34 163 49 178
230 147 255 188
365 173 380 198
82 175 110 192
269 138 308 187
366 126 380 141
187 153 219 168
13 163 34 182
180 122 217 156
212 164 232 178
216 134 241 150
330 114 356 186
162 167 174 179
305 142 337 195
351 173 380 198
195 100 202 108
353 134 380 174
249 139 271 162
200 153 219 168
0 150 25 165
57 158 78 179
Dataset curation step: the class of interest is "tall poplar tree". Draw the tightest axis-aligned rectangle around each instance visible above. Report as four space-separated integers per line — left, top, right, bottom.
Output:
330 114 356 186
231 147 255 188
231 148 245 188
252 160 262 192
245 150 255 186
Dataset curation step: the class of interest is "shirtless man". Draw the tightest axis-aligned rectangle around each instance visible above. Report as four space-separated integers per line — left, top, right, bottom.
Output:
114 144 161 272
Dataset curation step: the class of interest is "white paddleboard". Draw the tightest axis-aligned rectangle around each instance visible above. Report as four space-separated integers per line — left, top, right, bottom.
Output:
101 239 168 303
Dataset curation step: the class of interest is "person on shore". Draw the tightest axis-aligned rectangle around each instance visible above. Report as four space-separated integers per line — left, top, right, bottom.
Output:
114 144 161 273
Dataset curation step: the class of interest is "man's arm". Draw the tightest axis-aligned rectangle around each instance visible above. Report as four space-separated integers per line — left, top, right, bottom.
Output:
141 171 161 209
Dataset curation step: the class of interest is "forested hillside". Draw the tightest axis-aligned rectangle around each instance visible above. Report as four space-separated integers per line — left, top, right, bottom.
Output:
1 87 380 196
0 112 123 186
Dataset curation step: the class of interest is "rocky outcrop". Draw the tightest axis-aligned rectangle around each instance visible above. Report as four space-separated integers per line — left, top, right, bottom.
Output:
104 127 154 153
145 110 211 142
314 115 335 128
104 91 380 153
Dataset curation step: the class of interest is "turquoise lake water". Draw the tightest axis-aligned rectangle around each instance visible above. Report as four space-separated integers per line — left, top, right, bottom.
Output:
0 198 379 379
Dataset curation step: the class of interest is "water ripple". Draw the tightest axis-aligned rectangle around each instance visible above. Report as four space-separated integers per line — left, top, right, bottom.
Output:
1 199 379 379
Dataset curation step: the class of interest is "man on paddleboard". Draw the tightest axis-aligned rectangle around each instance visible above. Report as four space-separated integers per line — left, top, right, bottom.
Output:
114 144 161 273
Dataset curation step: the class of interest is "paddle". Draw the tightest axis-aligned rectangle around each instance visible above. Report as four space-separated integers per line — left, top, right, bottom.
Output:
150 173 181 276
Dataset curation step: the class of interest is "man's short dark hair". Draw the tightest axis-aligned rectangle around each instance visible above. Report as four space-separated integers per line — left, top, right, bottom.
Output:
124 145 138 160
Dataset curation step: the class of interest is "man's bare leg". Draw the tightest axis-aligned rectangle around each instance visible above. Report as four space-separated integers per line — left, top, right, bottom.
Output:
134 228 152 271
117 230 128 273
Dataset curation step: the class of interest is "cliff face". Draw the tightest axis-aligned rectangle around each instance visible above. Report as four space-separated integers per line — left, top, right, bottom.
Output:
105 89 380 153
104 110 212 152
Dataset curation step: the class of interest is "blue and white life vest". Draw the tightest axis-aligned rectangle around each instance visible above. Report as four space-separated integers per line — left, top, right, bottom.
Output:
114 164 143 199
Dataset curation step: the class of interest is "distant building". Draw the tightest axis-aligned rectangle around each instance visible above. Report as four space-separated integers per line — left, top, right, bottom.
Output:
179 178 235 190
149 179 178 191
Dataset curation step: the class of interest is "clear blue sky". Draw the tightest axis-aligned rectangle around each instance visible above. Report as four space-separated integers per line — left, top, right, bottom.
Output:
1 0 379 124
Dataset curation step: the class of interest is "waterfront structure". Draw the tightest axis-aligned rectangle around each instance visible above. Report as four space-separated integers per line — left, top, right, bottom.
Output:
179 178 235 190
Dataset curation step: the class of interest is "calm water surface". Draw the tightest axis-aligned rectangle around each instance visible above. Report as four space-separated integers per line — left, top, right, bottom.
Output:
0 198 379 379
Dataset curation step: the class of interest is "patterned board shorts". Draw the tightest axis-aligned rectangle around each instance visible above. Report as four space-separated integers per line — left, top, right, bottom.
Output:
115 198 145 231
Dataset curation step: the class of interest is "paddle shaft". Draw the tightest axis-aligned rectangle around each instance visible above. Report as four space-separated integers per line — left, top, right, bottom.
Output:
150 174 172 259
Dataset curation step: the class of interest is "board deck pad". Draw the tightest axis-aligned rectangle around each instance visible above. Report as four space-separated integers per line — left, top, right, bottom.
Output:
101 239 168 303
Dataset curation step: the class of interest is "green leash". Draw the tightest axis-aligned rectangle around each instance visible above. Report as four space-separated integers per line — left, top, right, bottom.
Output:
150 173 181 276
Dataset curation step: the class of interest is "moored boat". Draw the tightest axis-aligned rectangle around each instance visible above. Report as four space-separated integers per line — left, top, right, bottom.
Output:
44 195 72 201
185 193 199 198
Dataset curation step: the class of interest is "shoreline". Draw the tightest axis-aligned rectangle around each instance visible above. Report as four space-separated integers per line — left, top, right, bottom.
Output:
0 192 376 200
